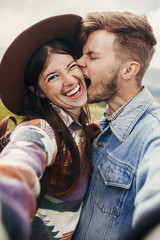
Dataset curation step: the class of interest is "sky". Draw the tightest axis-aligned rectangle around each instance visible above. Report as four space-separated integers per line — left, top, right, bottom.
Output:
0 0 160 70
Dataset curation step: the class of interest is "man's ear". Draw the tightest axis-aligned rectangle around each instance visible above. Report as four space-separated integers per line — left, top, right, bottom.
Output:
121 61 140 80
28 86 46 98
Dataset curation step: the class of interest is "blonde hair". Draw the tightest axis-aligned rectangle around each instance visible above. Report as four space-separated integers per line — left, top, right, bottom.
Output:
81 11 157 84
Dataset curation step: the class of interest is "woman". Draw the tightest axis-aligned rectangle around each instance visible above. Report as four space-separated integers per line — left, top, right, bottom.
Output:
0 14 92 240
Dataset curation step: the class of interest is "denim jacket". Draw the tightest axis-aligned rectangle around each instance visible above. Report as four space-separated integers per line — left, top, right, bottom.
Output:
73 87 160 240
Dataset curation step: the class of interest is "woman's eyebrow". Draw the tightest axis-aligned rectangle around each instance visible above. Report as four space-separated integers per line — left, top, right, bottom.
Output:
65 60 76 69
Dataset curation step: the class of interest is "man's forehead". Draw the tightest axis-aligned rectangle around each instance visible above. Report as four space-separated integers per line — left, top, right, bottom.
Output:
83 29 116 54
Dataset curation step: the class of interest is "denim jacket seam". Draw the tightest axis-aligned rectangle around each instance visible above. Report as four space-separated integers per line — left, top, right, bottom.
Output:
147 107 160 124
96 147 136 175
138 123 160 170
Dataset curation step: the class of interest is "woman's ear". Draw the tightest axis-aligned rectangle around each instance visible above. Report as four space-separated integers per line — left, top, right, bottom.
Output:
28 86 46 98
28 86 35 94
121 61 140 80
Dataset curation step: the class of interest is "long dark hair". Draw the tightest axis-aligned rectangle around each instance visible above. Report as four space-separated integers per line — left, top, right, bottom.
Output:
24 39 90 196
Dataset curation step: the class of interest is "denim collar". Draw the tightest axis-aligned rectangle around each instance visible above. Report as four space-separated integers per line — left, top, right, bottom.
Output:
100 87 153 142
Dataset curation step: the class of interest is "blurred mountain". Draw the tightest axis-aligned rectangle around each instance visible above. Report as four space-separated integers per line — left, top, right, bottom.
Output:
143 68 160 99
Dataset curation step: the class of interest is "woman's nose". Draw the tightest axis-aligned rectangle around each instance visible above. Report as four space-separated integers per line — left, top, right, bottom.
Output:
76 56 87 68
62 73 76 85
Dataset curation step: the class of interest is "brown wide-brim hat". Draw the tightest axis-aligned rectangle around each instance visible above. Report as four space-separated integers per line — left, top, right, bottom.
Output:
0 14 82 115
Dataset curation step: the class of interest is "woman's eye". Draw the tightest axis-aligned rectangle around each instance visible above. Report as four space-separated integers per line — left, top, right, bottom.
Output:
48 75 58 81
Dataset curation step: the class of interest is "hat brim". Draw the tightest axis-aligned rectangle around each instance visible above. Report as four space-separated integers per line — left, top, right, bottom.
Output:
0 14 82 115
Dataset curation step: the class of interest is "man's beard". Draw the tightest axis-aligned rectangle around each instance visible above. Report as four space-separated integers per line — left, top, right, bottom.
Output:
88 71 119 104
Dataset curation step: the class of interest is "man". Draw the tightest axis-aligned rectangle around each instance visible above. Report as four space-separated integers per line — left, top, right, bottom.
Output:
72 11 160 240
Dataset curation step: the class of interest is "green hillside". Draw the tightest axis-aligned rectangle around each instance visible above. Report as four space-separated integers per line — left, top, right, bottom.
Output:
0 100 23 129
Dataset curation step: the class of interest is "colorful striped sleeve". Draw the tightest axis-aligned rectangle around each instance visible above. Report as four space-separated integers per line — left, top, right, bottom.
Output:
0 119 57 219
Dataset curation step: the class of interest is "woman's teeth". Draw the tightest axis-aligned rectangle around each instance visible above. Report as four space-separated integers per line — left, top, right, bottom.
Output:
65 84 80 97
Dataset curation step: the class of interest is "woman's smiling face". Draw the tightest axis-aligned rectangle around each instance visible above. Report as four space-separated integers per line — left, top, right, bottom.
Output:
38 53 87 117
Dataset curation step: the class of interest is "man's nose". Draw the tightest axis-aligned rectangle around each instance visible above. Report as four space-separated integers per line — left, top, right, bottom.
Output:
77 56 87 68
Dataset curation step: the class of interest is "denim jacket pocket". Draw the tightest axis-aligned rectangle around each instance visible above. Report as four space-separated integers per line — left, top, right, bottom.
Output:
91 157 135 216
99 159 134 189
